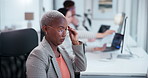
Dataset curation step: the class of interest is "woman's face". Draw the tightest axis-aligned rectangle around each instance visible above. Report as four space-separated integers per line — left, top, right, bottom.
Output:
65 11 72 25
42 17 68 46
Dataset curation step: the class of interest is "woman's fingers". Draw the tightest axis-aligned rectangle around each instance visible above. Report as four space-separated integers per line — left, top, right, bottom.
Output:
68 26 77 35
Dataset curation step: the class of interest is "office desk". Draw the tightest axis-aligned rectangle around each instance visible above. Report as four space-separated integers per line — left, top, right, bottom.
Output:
81 47 148 78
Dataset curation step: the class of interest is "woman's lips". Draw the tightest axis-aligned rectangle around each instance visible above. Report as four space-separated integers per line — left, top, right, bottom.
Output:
60 38 65 42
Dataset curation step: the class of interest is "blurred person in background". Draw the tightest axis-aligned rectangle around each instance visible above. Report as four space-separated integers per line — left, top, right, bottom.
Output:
63 0 115 42
58 8 106 53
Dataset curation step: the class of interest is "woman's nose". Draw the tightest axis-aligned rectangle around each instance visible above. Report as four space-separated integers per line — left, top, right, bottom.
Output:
61 30 67 37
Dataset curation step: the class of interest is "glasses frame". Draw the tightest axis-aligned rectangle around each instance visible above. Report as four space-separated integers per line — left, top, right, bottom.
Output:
46 26 68 35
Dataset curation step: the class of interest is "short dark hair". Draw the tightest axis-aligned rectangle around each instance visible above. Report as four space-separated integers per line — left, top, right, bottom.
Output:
57 8 69 16
63 0 75 8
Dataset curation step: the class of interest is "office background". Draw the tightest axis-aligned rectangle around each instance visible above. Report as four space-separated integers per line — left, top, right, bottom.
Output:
0 0 148 53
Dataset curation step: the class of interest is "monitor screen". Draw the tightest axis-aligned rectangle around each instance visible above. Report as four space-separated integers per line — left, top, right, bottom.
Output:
111 33 124 49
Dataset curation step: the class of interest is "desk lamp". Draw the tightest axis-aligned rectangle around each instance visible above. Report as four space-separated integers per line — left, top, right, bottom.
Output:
25 12 34 28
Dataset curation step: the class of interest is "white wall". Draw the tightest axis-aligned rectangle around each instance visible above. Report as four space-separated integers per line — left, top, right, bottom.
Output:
43 0 53 12
83 0 115 33
83 0 148 51
0 0 3 30
41 0 53 22
0 0 40 31
147 1 148 52
117 0 148 51
54 0 65 10
137 0 148 50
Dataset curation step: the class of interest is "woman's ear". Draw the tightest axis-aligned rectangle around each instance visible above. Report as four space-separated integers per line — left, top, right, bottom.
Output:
42 26 48 34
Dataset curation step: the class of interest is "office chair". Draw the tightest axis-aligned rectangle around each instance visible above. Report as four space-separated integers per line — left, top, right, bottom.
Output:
0 28 38 78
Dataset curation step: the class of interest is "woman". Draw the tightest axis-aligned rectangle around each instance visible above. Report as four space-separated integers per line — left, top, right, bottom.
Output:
26 10 86 78
63 0 115 39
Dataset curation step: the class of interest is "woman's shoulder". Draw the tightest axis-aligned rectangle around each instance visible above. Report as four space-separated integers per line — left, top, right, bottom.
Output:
28 45 50 64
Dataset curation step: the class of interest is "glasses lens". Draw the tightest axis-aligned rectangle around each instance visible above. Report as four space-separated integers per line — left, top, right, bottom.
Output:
48 26 68 35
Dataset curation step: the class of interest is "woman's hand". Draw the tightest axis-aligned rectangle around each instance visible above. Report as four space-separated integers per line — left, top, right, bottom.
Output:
88 38 96 42
103 30 115 37
93 44 107 51
96 30 115 38
68 26 80 45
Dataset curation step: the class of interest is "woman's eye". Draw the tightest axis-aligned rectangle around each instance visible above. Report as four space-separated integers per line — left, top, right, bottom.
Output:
59 29 64 32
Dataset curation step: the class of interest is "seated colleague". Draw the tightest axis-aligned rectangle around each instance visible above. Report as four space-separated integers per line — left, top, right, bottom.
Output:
26 10 87 78
63 0 115 39
58 8 106 52
63 0 78 27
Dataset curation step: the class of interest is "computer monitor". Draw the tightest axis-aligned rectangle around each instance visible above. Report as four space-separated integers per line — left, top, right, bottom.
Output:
102 13 127 52
117 17 134 59
112 33 124 49
98 25 110 33
102 33 124 52
114 12 127 53
120 16 128 53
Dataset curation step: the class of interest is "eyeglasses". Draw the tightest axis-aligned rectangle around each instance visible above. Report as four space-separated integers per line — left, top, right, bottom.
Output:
47 26 68 35
69 7 75 11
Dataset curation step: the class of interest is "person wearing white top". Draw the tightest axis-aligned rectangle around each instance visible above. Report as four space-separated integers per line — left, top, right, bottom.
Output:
58 8 106 52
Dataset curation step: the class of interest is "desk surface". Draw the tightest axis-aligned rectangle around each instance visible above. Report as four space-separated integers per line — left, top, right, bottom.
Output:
81 47 148 76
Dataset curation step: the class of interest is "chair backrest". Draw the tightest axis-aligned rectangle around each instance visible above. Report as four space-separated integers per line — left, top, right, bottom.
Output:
0 28 38 78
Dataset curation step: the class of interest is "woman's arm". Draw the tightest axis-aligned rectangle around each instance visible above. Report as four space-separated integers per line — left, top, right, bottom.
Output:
26 50 47 78
68 26 87 72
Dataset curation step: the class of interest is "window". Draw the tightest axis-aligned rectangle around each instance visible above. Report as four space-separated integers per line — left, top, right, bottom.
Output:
129 0 138 42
